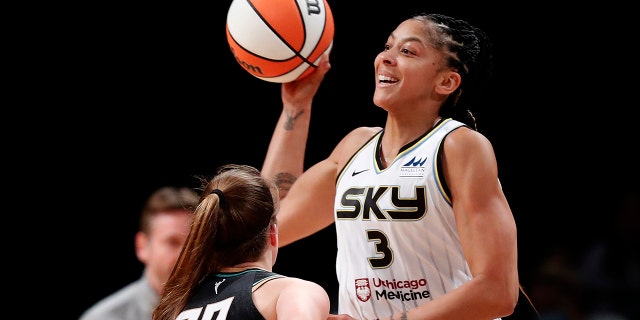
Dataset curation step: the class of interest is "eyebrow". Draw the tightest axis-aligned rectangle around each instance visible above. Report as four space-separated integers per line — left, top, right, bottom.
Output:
388 32 424 44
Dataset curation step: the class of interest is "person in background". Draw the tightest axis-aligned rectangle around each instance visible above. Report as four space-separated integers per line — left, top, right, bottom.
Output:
152 164 330 320
80 186 199 320
261 12 520 320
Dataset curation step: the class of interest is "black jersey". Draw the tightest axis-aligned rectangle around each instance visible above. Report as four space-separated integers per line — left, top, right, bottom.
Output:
177 268 285 320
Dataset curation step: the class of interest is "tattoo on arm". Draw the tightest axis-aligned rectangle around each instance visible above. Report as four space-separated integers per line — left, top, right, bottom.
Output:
274 172 297 195
284 110 304 130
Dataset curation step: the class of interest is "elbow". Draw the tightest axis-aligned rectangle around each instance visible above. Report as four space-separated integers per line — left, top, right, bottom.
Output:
484 276 519 318
484 289 518 319
498 292 518 318
495 281 520 317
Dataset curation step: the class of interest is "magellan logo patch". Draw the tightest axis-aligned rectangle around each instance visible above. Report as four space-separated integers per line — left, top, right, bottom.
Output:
400 156 427 178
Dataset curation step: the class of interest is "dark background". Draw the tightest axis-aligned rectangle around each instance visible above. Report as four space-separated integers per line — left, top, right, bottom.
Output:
33 1 636 319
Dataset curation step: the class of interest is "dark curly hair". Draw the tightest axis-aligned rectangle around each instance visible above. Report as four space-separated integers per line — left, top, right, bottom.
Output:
411 13 494 131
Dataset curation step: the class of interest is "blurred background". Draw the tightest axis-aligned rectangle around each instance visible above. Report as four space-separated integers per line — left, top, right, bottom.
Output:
31 1 636 319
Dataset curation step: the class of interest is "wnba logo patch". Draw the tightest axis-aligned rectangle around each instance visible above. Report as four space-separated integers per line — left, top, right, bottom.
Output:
355 278 371 302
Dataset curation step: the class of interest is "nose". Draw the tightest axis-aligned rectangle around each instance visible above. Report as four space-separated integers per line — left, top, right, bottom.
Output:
375 51 395 67
382 52 395 65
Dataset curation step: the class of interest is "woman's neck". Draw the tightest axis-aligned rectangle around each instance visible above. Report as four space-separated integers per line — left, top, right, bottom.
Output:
219 261 271 273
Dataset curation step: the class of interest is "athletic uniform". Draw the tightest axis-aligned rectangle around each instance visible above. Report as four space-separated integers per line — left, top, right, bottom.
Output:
177 268 284 320
335 118 497 319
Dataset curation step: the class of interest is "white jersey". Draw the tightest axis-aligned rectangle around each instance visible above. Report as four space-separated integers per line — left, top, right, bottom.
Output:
334 118 478 319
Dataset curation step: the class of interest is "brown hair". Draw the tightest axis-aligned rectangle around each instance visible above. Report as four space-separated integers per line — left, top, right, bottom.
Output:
152 164 278 320
139 186 199 235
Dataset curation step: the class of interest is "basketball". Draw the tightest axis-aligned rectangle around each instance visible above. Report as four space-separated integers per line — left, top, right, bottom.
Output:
226 0 334 83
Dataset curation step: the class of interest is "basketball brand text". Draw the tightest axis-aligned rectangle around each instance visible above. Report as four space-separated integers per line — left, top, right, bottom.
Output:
229 47 264 75
305 0 322 15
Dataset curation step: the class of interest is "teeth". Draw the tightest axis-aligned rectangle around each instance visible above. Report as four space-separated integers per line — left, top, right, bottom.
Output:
378 75 398 82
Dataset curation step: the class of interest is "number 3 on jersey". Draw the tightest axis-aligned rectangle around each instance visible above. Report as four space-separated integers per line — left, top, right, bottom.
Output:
367 229 393 268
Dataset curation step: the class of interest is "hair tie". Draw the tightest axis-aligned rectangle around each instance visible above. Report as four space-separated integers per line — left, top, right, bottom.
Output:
211 189 226 205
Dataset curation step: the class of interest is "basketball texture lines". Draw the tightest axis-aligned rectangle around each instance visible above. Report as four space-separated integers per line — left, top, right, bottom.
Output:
226 0 334 83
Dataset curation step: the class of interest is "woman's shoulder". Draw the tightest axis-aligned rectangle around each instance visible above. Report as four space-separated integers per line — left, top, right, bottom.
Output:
267 277 331 310
349 126 383 136
341 126 382 147
256 274 329 300
330 126 382 163
254 276 331 319
445 125 494 153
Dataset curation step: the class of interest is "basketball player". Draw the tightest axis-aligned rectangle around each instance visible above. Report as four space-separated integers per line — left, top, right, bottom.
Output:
152 164 330 320
261 13 520 320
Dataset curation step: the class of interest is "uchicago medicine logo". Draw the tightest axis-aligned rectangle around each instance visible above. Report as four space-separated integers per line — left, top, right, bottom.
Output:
354 277 431 303
355 278 372 302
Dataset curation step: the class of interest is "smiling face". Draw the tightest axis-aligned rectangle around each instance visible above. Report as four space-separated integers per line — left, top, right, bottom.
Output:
373 18 460 115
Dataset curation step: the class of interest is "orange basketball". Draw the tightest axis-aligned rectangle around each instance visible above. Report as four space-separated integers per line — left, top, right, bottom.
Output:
226 0 334 83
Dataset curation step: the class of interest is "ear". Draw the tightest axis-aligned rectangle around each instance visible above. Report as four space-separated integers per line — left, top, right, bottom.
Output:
269 224 279 266
269 224 278 247
135 231 150 264
435 71 461 95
